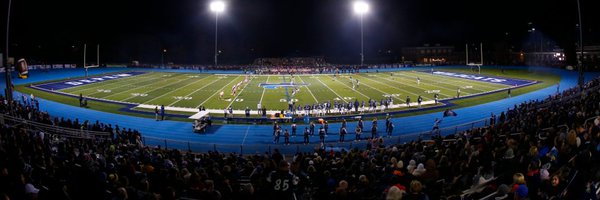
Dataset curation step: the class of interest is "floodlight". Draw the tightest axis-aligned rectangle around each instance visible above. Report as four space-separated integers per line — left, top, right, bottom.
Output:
210 1 225 13
353 1 369 15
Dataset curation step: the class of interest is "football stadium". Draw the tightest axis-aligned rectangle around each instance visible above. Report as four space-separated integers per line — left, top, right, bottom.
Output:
2 0 600 199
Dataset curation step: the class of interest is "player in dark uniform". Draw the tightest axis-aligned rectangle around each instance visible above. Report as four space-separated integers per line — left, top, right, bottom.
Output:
319 126 326 143
371 118 378 139
267 161 299 200
303 127 310 144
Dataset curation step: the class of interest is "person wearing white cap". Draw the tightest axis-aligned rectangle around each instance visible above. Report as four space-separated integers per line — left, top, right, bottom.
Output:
25 182 40 199
412 163 426 177
407 160 417 174
397 161 404 169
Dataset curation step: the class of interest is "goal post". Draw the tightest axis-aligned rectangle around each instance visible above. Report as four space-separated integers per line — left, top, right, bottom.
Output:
466 43 483 74
83 44 101 77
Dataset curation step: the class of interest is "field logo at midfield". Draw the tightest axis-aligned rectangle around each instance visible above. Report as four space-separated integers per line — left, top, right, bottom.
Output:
259 82 308 89
34 72 147 90
431 71 534 86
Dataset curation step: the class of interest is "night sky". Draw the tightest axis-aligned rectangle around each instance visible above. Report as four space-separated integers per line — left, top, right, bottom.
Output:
1 0 598 64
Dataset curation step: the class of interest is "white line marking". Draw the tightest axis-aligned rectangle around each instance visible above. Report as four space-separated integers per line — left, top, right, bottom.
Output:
167 76 223 106
66 72 156 93
355 76 407 101
297 76 319 103
226 77 255 108
121 75 194 102
258 76 270 105
376 74 457 97
85 77 159 96
390 72 468 93
314 76 348 103
408 71 498 91
102 73 185 99
195 76 242 108
361 75 433 100
141 75 210 104
328 75 370 99
241 126 251 145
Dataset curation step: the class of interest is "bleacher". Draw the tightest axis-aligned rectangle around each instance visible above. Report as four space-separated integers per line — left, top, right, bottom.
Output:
0 75 599 200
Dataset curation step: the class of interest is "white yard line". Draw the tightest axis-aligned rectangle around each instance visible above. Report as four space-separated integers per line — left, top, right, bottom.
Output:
167 77 223 106
355 77 407 102
408 71 498 91
102 74 185 99
361 75 433 100
377 74 459 97
66 72 158 93
226 77 255 108
297 76 319 103
195 76 242 108
329 76 371 99
258 76 270 105
140 75 211 104
121 75 194 102
314 76 348 103
397 72 485 93
84 75 161 96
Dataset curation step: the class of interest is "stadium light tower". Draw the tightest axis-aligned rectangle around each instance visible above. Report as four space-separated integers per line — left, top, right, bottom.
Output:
353 1 369 66
210 1 225 68
161 49 167 67
4 0 13 101
576 0 584 87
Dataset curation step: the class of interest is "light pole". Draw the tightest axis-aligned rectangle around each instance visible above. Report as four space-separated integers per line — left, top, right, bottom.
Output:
528 27 536 52
576 0 584 87
353 1 369 66
4 0 13 101
161 49 167 67
210 1 225 68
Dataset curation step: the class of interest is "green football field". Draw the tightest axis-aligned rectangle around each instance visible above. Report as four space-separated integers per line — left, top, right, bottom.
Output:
53 71 509 111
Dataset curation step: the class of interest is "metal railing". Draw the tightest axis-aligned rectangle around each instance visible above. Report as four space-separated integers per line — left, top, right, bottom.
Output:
0 114 111 140
536 83 600 109
0 111 490 154
136 118 491 154
584 115 599 128
0 111 589 155
138 113 594 155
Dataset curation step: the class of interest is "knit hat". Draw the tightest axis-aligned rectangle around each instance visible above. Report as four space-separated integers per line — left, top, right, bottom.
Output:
541 168 550 180
412 163 426 176
397 161 404 169
503 149 515 159
25 183 39 194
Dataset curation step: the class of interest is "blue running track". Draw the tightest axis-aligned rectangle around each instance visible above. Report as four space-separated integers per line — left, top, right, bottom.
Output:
1 67 598 154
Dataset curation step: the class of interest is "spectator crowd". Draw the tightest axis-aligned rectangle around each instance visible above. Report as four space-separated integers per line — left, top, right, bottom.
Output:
131 56 412 75
0 75 599 200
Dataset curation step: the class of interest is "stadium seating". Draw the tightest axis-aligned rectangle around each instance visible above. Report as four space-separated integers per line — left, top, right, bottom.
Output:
0 76 599 200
